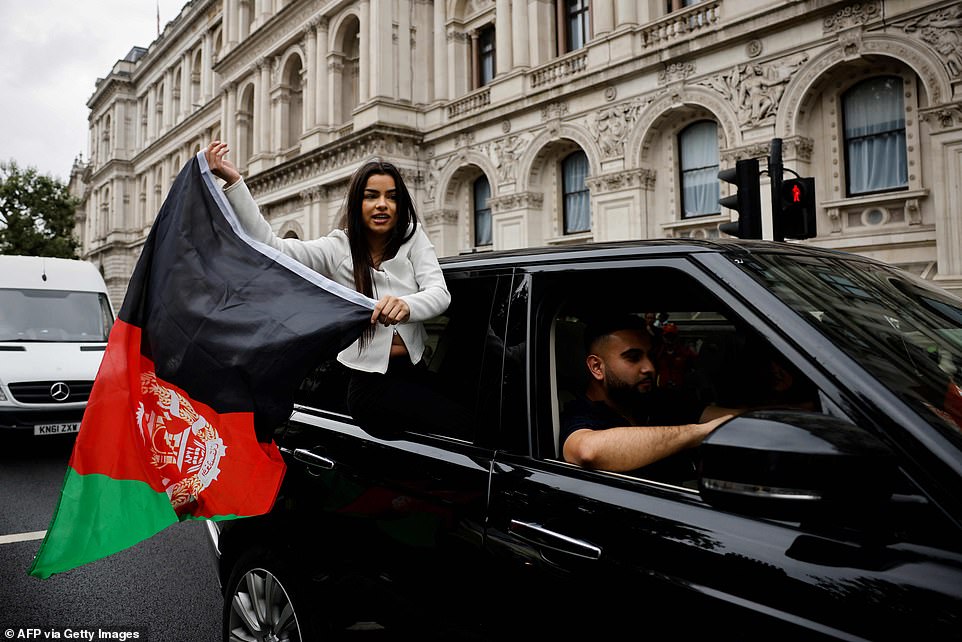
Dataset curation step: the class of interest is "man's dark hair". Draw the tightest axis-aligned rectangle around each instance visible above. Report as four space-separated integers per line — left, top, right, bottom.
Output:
583 312 646 354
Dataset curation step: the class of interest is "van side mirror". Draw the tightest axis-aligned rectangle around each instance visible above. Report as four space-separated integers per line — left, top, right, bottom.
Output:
698 410 897 520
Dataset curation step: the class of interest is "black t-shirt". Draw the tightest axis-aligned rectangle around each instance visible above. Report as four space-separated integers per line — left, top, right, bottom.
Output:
559 388 706 483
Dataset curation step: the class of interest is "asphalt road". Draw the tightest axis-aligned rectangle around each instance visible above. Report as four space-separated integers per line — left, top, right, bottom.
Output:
0 434 222 642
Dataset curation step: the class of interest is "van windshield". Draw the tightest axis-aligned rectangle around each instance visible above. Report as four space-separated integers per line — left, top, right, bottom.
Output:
0 288 114 342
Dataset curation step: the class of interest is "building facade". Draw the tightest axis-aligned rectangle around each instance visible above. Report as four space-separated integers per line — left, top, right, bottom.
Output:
69 0 962 308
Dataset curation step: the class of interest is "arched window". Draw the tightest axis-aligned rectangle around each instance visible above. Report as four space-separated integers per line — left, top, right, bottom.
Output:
843 76 907 196
473 175 492 246
678 120 720 218
562 150 590 234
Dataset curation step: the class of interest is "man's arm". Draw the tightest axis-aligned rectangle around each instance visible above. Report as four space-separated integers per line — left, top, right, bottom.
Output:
562 414 732 473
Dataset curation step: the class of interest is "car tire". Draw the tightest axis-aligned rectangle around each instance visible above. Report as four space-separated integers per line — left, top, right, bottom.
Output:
222 550 318 642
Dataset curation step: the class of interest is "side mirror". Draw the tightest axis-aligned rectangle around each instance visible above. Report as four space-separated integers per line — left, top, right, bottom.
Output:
698 410 897 520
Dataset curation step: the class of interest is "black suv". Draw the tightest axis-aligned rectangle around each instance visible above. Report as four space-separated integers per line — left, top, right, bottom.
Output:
207 239 962 641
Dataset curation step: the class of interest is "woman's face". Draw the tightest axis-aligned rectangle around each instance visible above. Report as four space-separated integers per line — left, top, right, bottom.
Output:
361 173 398 242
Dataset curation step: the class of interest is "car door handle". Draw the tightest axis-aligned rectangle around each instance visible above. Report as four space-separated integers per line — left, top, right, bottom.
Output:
509 519 602 560
292 448 335 470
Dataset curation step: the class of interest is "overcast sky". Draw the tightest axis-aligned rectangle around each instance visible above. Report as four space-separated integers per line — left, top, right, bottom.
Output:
0 1 188 182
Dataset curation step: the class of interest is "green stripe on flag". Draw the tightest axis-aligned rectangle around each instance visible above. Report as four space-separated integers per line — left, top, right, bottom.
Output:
28 469 176 579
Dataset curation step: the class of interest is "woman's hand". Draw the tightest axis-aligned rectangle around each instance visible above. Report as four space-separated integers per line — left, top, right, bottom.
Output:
372 295 410 326
205 141 241 186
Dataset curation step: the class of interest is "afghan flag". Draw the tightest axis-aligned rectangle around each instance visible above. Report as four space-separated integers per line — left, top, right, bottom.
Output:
29 151 374 579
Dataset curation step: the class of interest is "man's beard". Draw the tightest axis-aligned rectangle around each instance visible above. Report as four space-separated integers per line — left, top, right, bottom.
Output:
605 370 653 408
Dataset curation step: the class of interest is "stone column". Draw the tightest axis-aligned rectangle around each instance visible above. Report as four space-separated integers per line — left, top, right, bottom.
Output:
224 83 237 152
398 0 412 102
180 53 191 119
316 18 329 128
495 0 512 76
489 192 545 251
225 0 238 48
433 0 447 100
359 0 370 103
469 31 479 89
257 59 271 155
304 23 317 129
422 209 460 257
511 0 528 68
615 0 637 26
585 169 655 241
594 0 614 36
164 68 175 130
202 32 213 101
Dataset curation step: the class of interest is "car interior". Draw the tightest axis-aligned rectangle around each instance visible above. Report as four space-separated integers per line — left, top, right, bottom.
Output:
545 267 822 471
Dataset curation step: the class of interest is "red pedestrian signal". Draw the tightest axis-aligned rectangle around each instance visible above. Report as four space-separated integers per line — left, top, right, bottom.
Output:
779 177 816 240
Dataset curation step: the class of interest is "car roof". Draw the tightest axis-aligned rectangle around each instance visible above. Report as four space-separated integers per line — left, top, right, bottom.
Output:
438 238 877 270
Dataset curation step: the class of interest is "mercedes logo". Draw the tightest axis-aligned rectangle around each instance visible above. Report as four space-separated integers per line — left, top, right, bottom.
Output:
50 382 71 402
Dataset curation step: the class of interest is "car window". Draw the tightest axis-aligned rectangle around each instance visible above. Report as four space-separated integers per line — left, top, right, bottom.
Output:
541 266 822 484
421 274 505 442
294 274 504 443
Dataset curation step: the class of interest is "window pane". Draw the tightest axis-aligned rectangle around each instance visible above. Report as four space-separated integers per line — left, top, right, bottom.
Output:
679 121 720 218
563 151 590 234
479 26 496 86
564 0 590 52
843 76 908 195
474 175 492 246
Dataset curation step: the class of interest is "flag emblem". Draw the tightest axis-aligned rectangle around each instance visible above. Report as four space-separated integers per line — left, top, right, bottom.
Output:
139 371 226 514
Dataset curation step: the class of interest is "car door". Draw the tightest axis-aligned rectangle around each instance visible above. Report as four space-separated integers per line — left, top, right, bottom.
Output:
484 256 962 640
276 269 512 632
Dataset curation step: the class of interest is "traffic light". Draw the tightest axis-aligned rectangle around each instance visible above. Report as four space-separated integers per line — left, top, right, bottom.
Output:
718 158 762 239
779 177 816 240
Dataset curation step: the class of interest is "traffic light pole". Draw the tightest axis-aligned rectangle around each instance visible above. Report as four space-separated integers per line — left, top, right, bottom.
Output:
769 138 783 242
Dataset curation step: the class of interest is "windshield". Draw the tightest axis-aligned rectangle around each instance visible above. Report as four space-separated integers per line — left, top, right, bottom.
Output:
0 288 114 342
739 252 962 445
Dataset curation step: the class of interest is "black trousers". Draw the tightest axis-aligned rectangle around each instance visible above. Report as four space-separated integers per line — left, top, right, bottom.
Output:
346 358 475 440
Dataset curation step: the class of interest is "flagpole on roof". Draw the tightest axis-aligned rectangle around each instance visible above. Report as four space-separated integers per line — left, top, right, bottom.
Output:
156 1 160 36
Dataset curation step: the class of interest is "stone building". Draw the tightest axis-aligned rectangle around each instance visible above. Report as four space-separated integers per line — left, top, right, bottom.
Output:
69 0 962 308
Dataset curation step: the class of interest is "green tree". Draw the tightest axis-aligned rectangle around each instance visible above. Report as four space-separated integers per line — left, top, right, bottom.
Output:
0 160 80 258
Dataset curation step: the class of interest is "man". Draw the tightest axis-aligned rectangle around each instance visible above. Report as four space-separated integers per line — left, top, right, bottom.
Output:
561 314 735 479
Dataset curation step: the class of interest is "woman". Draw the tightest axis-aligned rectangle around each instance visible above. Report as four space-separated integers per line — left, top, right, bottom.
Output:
204 141 465 438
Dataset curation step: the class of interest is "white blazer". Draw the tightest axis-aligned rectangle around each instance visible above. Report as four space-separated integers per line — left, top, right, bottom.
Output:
224 179 451 374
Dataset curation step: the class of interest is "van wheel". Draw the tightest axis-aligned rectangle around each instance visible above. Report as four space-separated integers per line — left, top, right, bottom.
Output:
222 553 316 642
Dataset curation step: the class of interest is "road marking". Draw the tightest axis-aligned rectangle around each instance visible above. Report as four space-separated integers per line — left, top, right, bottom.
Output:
0 530 46 545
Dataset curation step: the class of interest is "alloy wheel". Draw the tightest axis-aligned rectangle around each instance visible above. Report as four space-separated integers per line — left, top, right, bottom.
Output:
227 567 303 642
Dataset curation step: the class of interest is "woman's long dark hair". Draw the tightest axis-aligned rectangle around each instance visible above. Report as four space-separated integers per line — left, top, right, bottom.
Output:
338 159 419 299
338 159 419 350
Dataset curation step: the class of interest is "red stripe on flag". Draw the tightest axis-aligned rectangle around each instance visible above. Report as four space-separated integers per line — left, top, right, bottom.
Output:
72 319 285 519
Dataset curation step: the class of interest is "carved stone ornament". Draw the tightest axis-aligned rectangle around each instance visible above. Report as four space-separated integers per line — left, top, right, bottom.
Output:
902 6 962 78
590 100 644 159
920 103 962 131
488 192 544 213
699 54 809 127
838 27 864 58
422 209 459 226
585 168 656 193
487 134 532 184
657 62 695 85
822 2 881 34
746 39 763 58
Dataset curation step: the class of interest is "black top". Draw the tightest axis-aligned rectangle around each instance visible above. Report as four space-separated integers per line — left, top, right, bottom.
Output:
560 389 707 483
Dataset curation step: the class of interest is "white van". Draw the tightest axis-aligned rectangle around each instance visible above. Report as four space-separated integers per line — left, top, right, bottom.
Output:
0 256 115 437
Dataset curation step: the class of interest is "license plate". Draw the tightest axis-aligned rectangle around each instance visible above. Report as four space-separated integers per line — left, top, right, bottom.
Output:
33 422 80 436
